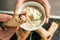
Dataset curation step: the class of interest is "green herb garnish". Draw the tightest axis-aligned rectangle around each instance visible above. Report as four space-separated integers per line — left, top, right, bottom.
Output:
30 32 33 40
33 16 42 21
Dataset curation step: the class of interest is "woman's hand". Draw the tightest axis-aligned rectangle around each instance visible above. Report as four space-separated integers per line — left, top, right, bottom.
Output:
38 0 51 23
0 14 19 40
0 27 18 40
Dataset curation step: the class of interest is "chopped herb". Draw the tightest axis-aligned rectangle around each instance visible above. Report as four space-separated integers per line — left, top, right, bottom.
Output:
33 16 42 21
34 18 40 21
30 32 33 40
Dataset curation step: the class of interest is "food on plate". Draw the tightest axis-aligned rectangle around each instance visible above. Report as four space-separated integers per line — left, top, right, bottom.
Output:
3 6 43 28
20 6 43 29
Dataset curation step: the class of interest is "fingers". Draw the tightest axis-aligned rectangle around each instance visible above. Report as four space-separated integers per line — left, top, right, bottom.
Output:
0 14 18 39
44 2 51 23
0 27 2 30
43 1 51 23
38 0 51 23
6 26 19 32
0 26 19 40
3 27 19 39
0 14 13 22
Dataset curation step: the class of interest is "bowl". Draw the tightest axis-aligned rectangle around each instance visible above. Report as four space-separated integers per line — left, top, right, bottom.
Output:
17 1 46 31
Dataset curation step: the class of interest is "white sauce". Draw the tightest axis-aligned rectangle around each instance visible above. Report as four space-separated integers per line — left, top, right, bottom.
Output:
20 6 42 28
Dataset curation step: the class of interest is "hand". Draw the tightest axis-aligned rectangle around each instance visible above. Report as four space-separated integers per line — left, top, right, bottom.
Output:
0 14 19 40
38 0 51 23
15 0 51 23
0 27 18 40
